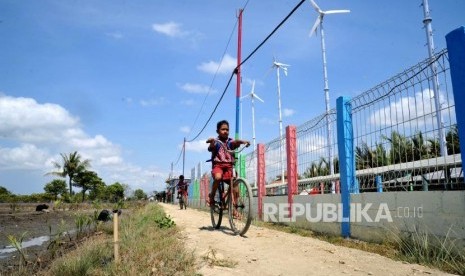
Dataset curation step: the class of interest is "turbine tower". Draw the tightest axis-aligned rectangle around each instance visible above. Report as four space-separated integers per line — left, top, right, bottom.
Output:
309 0 350 178
272 59 290 184
422 0 447 157
241 80 264 187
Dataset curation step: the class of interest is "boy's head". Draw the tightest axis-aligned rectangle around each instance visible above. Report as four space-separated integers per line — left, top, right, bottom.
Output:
179 175 184 180
216 120 229 139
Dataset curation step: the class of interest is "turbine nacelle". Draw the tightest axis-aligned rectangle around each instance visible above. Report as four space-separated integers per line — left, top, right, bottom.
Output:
241 80 264 103
308 0 350 36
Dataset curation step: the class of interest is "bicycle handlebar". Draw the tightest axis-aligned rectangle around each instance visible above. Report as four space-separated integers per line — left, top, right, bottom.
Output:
206 138 250 154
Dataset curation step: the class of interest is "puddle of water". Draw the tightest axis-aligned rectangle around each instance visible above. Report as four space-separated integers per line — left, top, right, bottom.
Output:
0 235 50 259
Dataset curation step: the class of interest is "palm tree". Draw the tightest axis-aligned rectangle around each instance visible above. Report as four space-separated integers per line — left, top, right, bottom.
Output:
446 125 460 155
356 142 389 169
383 131 413 164
47 151 91 195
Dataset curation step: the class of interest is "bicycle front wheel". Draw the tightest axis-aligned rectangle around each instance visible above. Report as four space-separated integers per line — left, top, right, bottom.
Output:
228 178 253 236
210 183 224 229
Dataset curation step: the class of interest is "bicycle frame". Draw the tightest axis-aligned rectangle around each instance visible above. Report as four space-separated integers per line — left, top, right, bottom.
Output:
208 138 253 236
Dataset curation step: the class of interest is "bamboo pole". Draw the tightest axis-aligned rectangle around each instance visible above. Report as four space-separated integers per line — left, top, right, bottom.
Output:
113 212 119 264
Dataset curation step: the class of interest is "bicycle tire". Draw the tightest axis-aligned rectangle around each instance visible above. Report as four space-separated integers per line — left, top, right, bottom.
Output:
210 182 224 229
228 178 253 236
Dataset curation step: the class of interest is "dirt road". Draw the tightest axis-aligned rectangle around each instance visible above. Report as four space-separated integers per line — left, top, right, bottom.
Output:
161 203 453 276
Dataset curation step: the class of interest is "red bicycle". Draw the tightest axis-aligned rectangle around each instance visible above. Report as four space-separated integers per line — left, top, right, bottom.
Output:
207 139 253 236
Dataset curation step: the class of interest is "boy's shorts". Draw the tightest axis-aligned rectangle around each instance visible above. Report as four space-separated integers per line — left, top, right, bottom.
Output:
211 163 233 181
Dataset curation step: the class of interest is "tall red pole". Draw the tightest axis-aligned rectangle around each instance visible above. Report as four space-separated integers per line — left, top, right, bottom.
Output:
235 9 243 174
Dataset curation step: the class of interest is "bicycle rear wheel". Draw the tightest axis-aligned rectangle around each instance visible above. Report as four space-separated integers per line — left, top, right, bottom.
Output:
228 178 253 236
210 182 224 229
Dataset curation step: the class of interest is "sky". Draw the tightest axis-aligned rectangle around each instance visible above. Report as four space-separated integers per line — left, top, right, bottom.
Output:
0 0 464 195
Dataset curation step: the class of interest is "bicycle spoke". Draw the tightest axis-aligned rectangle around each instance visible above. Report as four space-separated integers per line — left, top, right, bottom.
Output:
228 178 252 236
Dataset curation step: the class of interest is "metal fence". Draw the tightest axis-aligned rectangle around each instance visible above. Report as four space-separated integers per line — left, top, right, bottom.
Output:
242 48 463 195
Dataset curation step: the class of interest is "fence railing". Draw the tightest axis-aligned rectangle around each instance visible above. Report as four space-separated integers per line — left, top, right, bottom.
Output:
185 42 464 200
240 48 462 195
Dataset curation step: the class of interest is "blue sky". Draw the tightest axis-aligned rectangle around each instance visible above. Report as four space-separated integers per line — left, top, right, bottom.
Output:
0 0 464 195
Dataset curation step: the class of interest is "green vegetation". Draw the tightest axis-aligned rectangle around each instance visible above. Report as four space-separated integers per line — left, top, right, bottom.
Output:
302 127 460 178
45 203 196 275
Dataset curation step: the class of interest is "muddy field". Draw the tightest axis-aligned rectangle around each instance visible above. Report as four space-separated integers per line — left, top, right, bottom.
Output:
0 203 96 274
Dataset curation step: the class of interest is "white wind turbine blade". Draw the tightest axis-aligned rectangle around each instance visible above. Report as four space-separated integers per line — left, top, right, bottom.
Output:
309 0 322 13
253 93 265 103
324 9 350 14
309 15 322 36
240 94 251 101
282 67 288 76
250 80 256 94
274 62 291 68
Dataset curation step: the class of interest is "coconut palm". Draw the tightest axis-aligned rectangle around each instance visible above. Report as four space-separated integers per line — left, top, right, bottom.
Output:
47 151 91 195
355 142 389 169
446 125 460 155
383 131 413 164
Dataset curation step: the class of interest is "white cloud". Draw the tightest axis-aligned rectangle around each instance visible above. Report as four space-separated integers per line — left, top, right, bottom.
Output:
283 108 295 117
185 140 207 153
140 97 167 107
369 89 447 127
106 32 123 39
0 96 80 143
180 126 190 133
181 99 195 106
179 83 214 94
197 54 236 75
152 22 186 38
0 144 50 170
0 95 166 193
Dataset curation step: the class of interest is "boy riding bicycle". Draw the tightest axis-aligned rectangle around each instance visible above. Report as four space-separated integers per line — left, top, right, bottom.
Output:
176 175 189 210
206 120 250 206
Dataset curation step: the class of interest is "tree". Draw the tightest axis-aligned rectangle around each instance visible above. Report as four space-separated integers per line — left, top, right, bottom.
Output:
106 182 125 203
134 189 147 200
0 186 11 196
356 142 389 170
47 151 91 196
383 131 413 164
74 170 104 202
44 179 67 200
446 125 460 155
88 181 106 201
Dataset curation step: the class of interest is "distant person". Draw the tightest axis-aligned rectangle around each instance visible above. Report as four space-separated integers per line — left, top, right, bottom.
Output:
176 175 189 210
206 120 250 206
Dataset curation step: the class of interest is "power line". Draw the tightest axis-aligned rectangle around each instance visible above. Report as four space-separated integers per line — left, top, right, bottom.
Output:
187 0 306 142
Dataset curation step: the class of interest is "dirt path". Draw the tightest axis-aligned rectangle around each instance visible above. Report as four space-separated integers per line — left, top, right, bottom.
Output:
161 203 453 276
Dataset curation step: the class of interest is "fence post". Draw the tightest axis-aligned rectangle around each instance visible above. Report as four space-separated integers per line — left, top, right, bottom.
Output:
286 126 297 218
257 144 265 220
446 26 465 160
336 96 354 238
376 176 383 192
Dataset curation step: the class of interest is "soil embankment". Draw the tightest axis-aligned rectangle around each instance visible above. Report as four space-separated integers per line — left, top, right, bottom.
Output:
161 203 453 276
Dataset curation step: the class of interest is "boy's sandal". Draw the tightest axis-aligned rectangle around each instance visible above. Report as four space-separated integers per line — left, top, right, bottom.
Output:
206 193 215 206
232 210 242 219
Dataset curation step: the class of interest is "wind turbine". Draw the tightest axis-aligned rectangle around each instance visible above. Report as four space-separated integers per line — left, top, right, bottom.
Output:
309 0 350 179
241 80 264 187
241 80 264 152
272 59 290 184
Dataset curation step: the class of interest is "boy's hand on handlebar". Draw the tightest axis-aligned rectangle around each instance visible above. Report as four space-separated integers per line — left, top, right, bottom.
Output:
244 141 250 147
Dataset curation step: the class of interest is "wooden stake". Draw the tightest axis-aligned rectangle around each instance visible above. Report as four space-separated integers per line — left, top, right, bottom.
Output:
113 212 119 264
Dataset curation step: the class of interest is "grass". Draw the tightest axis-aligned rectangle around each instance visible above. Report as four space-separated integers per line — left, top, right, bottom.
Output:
43 203 197 276
253 220 465 275
202 247 238 268
393 226 465 275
